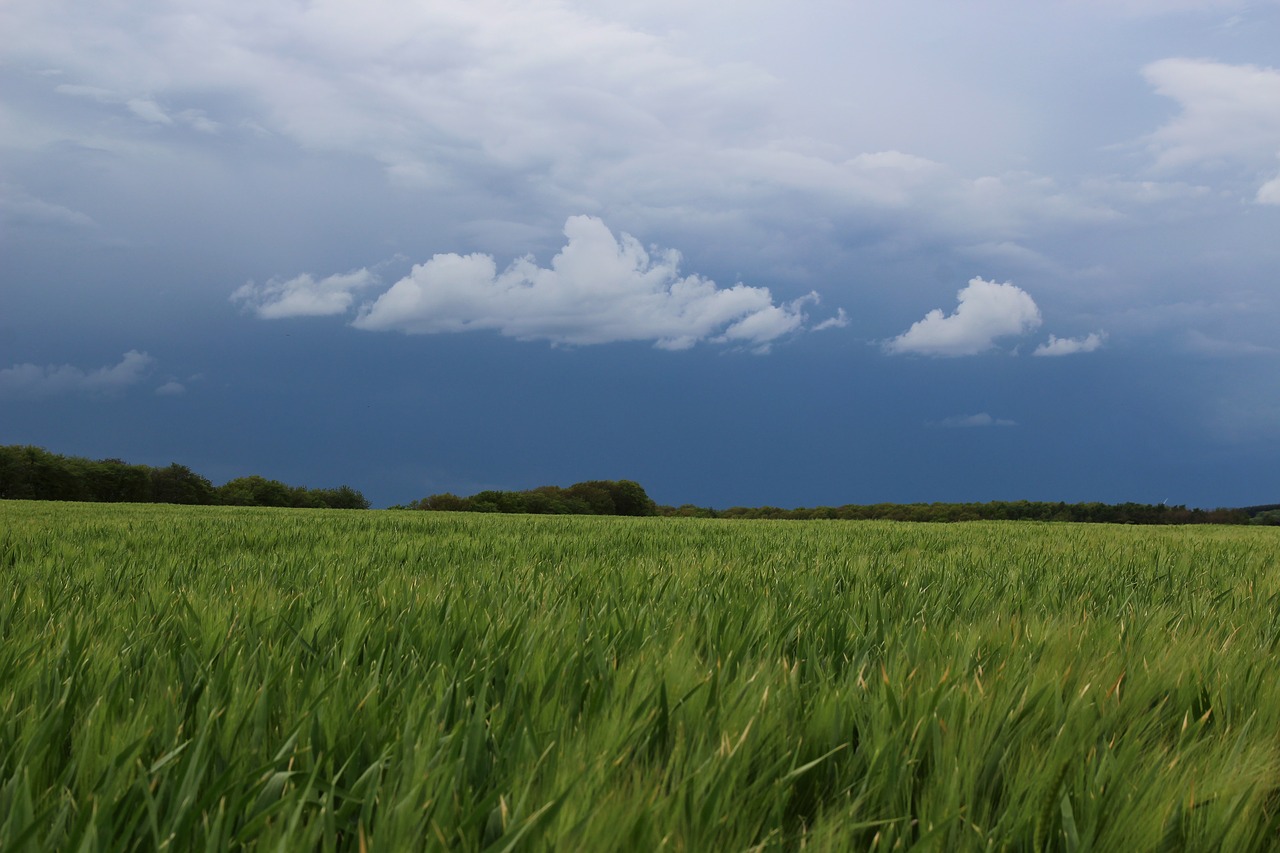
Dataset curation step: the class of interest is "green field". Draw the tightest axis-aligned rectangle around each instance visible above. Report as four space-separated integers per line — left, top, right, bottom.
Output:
3 501 1280 850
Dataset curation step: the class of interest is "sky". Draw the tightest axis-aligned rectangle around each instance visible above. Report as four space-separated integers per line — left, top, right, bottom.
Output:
2 0 1279 510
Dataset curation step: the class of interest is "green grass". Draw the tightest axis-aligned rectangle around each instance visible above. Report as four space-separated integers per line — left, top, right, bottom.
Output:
2 500 1280 850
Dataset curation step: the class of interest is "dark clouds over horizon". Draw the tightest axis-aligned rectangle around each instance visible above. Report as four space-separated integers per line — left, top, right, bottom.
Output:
3 0 1279 508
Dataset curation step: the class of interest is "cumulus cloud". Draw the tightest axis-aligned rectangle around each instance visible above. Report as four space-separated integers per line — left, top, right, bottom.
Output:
1033 332 1107 357
352 216 840 351
884 277 1042 356
155 380 186 395
936 413 1018 428
231 269 379 318
0 350 153 398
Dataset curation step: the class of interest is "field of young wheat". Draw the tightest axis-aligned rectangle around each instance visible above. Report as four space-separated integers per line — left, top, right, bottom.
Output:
3 500 1279 850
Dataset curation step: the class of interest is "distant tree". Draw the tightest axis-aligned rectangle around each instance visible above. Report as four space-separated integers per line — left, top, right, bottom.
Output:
409 493 471 512
72 458 153 503
0 445 39 499
215 477 371 510
1 445 82 501
1206 508 1250 524
216 475 295 507
467 490 512 513
289 486 327 509
408 479 658 517
604 480 658 516
309 485 371 510
659 504 716 518
563 482 616 515
0 445 370 510
150 464 216 505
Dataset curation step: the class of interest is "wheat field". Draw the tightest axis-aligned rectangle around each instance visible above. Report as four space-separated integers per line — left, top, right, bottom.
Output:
3 500 1279 850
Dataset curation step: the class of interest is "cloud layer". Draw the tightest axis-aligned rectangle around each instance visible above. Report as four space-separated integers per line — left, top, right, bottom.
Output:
1 0 1172 266
885 278 1042 356
0 351 153 398
1143 58 1280 200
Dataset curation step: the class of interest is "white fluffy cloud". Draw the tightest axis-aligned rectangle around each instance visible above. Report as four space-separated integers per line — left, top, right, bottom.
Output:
353 216 838 350
0 350 153 397
885 277 1042 356
231 269 379 318
1033 332 1107 357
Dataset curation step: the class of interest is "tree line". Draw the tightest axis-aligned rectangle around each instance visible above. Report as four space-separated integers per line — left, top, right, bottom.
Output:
401 480 658 516
656 500 1256 525
4 443 1273 523
1243 505 1280 526
403 485 1266 525
0 445 369 509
